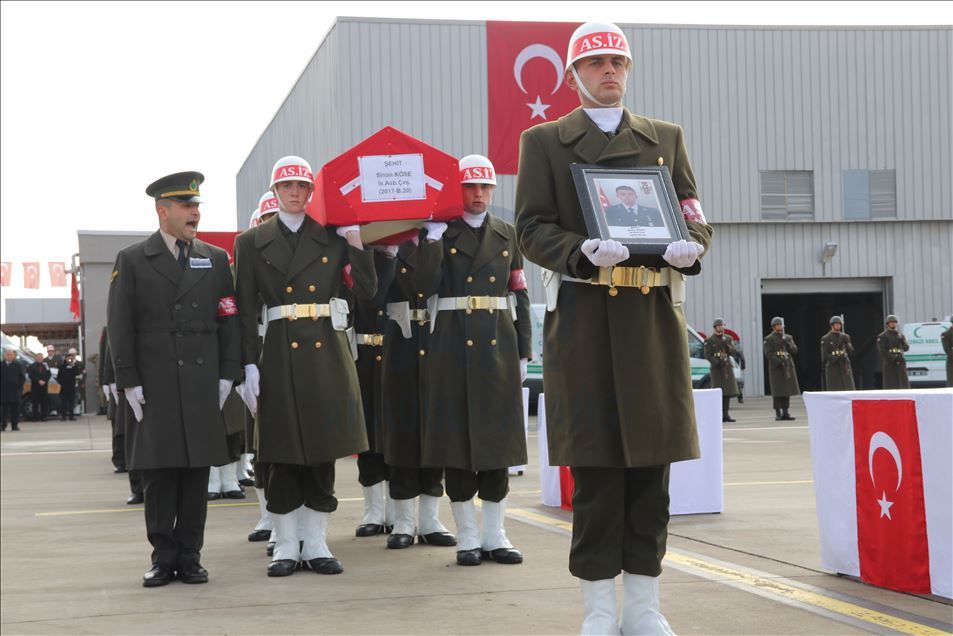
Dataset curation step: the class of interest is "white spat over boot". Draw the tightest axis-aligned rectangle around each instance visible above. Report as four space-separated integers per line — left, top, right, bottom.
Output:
480 499 522 564
266 509 300 577
619 573 674 635
207 466 222 499
580 578 621 636
416 495 456 546
386 498 417 549
356 482 386 536
300 507 342 574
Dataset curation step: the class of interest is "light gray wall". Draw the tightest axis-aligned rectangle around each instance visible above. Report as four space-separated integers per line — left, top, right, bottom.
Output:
77 231 151 410
3 298 74 324
238 18 953 394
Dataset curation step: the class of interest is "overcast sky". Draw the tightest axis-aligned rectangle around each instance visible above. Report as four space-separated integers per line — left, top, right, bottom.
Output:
0 1 948 312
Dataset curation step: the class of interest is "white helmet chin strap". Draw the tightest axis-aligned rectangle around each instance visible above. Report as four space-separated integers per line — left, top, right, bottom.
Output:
570 65 622 108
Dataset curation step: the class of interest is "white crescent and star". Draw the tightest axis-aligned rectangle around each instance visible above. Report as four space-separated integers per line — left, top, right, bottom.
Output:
868 431 903 520
513 43 565 121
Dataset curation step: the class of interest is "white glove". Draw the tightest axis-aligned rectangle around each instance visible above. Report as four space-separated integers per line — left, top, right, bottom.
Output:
335 225 360 239
520 358 528 384
422 221 448 241
236 383 257 417
243 364 260 414
662 240 705 269
218 379 233 410
581 238 630 267
372 244 399 258
108 383 118 402
124 386 145 422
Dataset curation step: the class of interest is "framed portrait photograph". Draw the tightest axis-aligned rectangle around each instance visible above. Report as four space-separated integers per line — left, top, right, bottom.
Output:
570 164 690 255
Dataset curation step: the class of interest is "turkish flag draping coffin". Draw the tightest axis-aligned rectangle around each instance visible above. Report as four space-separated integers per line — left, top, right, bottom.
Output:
307 126 462 242
197 231 240 263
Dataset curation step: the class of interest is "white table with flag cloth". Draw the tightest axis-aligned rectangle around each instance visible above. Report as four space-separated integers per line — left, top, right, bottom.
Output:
538 388 724 515
804 389 952 599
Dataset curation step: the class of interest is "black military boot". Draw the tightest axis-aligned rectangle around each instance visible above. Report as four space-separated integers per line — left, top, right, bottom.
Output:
781 409 796 421
774 409 783 421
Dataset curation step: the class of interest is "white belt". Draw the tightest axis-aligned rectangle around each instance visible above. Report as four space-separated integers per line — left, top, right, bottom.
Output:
386 302 430 340
356 333 384 346
265 297 350 331
426 294 516 333
544 266 685 310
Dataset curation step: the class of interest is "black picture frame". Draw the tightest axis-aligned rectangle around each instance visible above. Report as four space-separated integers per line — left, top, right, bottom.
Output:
570 164 689 255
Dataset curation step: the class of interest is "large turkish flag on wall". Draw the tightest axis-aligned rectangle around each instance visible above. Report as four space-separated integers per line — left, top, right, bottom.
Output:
487 21 581 175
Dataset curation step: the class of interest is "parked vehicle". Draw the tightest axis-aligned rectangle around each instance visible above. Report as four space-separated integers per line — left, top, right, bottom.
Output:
902 320 951 388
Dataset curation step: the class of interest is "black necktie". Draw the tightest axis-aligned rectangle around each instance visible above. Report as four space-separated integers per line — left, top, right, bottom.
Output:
176 240 188 269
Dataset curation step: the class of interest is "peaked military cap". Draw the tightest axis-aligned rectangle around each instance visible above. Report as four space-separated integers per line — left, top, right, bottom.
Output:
146 171 204 203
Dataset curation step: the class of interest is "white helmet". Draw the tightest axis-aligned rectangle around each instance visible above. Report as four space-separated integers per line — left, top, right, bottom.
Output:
269 156 314 189
248 210 261 229
459 155 497 186
258 190 279 219
565 22 631 71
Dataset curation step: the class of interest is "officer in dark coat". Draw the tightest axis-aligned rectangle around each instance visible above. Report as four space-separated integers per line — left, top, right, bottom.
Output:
234 156 377 577
764 317 800 420
417 154 531 567
108 171 241 587
26 353 51 421
352 248 397 538
380 240 457 551
56 351 80 421
604 184 664 228
704 318 739 422
877 314 910 389
1 348 26 431
99 327 123 471
515 22 713 634
942 322 953 387
820 316 855 391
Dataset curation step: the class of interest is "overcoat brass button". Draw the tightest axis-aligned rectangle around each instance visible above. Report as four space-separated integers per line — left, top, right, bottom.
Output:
465 309 472 315
490 339 497 346
291 341 299 349
502 250 509 257
321 256 329 263
308 284 316 292
417 293 424 298
191 301 198 308
400 267 407 274
419 349 426 356
657 156 664 166
467 339 474 347
488 308 494 314
466 276 473 283
285 286 293 293
375 355 382 362
177 360 184 366
377 309 384 316
608 287 619 297
489 276 496 283
450 248 457 254
314 341 322 349
174 303 181 310
418 320 426 326
196 358 204 365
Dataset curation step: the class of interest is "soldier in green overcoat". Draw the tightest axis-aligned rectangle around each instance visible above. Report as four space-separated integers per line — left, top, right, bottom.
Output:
416 154 531 567
877 314 910 389
763 317 800 420
233 156 377 577
704 318 739 422
942 322 953 387
820 315 855 391
108 171 242 587
515 22 713 634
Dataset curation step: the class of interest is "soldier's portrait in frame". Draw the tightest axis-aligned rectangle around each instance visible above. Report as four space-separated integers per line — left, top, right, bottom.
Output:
571 164 690 255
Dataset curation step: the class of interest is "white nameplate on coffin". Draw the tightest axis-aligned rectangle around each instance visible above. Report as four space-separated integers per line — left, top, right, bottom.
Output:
357 153 426 203
189 257 213 269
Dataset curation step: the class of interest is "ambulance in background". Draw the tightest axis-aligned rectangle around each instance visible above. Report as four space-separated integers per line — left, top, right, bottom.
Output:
902 320 951 387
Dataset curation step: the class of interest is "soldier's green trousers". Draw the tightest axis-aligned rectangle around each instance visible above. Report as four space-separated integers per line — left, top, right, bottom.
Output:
569 465 670 581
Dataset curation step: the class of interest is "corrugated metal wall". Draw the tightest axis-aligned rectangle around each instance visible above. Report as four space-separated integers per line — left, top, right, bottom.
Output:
238 19 953 394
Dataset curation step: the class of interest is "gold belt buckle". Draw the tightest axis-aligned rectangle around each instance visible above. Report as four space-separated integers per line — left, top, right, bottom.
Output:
371 334 384 346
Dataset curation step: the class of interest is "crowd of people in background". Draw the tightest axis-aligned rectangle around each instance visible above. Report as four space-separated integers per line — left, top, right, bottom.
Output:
0 344 85 430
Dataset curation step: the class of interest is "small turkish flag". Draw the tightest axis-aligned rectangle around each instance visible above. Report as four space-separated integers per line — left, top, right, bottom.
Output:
70 272 81 321
852 400 931 594
23 262 40 289
487 21 581 175
0 262 10 287
49 262 67 287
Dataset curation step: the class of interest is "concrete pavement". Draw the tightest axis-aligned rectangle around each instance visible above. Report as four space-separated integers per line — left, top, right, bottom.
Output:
1 396 951 634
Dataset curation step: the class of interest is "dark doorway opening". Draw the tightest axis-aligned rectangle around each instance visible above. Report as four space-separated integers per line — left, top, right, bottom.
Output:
761 292 884 393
